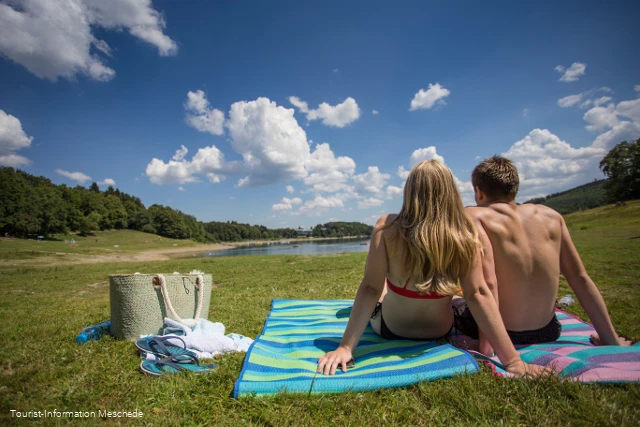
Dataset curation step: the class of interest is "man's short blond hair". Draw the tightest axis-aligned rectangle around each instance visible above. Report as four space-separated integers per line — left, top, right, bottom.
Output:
471 156 519 200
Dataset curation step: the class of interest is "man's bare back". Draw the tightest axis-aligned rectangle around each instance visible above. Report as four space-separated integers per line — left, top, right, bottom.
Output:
467 202 563 332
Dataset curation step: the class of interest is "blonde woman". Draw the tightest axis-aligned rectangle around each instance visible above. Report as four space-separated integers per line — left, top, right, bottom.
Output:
317 160 547 377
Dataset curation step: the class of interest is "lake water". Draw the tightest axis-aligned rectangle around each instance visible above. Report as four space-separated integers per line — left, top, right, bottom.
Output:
184 238 371 258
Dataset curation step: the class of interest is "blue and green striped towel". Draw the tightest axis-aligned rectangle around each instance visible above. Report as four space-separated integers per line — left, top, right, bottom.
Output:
234 299 478 397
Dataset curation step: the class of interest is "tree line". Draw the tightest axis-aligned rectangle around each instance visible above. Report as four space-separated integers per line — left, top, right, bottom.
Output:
0 167 372 242
311 221 373 238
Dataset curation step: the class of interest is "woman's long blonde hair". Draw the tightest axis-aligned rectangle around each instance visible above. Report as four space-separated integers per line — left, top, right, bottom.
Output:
388 160 481 296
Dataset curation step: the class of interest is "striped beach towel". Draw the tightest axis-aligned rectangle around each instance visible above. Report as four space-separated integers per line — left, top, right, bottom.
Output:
450 310 640 383
233 299 479 397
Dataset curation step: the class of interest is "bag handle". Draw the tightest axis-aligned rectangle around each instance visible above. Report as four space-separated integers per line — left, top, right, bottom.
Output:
153 274 204 328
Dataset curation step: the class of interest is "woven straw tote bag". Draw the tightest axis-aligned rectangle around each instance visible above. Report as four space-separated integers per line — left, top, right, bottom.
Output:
109 273 213 340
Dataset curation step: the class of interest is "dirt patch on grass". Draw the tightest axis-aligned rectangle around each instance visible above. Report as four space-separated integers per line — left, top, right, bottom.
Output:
0 243 235 268
87 282 108 288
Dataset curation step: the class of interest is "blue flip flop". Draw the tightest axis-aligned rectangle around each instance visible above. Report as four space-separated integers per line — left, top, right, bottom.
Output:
135 336 196 362
140 353 217 376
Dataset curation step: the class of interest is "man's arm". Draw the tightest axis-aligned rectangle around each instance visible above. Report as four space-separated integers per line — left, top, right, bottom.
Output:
317 216 389 374
559 216 628 346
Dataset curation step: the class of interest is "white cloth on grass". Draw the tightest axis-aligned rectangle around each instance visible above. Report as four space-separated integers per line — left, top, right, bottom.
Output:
139 318 253 360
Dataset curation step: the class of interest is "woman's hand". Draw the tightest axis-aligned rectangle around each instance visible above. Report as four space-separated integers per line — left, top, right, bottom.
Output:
317 347 353 375
503 360 552 377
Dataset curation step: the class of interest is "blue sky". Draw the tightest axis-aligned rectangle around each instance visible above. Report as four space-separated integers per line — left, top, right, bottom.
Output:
1 0 639 229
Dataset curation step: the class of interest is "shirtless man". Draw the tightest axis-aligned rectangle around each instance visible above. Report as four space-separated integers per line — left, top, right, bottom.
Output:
454 155 631 354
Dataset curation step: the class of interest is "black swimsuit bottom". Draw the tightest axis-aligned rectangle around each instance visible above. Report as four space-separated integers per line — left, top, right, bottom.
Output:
372 302 452 341
451 298 562 345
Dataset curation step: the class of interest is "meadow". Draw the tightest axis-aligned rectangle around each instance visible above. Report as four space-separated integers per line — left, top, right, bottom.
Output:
0 202 638 425
0 230 202 262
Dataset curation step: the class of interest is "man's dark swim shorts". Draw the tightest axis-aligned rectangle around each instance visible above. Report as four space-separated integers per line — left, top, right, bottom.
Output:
451 298 561 345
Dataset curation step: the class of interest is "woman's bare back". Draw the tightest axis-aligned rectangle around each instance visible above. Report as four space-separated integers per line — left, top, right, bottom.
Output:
375 214 454 339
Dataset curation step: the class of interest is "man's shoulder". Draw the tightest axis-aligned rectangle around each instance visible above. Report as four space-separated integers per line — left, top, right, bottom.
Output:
516 203 563 219
465 205 503 220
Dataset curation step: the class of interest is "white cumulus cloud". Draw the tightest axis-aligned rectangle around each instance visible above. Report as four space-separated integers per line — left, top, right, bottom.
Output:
146 144 231 184
504 129 604 176
272 197 302 211
98 178 116 186
286 185 295 194
358 197 384 209
594 96 612 107
372 110 379 115
584 104 620 132
289 96 361 128
288 96 309 113
0 109 33 167
352 166 390 195
554 62 586 82
386 184 404 200
298 195 344 214
558 88 614 110
397 166 410 180
558 94 583 108
184 91 225 135
56 169 91 184
397 146 446 179
172 145 188 161
501 95 640 200
410 83 450 111
410 146 446 165
148 96 361 192
0 0 177 82
228 97 311 187
303 143 356 192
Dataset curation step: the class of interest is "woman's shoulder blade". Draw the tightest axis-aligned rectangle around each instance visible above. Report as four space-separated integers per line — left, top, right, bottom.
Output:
376 213 398 227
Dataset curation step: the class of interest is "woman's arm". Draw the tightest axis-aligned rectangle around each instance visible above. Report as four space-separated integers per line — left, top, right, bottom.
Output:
460 248 549 376
317 216 389 375
474 214 498 357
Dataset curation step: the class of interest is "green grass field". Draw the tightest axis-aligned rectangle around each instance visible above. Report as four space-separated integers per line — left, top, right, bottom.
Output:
0 202 639 425
0 230 200 264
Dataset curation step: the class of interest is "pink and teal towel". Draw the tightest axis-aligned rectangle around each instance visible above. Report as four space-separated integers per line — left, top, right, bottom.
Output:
234 300 478 397
450 310 640 383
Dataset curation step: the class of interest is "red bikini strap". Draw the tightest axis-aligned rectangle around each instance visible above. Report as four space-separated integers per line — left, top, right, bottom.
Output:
403 277 410 289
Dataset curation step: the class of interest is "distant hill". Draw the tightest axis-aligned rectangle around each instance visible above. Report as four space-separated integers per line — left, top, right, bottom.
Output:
524 180 608 214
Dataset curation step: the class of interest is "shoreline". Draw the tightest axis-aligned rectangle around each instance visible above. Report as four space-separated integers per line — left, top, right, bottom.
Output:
0 235 371 267
161 235 371 258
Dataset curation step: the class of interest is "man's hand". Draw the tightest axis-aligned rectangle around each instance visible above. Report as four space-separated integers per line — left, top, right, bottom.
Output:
317 347 354 375
591 333 633 346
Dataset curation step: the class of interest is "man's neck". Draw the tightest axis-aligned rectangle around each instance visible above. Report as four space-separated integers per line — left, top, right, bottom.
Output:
478 198 517 208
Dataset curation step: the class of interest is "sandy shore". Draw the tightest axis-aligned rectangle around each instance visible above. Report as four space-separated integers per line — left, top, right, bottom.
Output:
138 242 235 260
1 236 369 267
